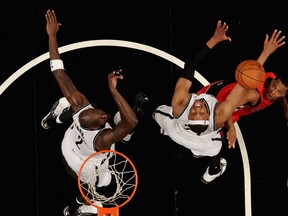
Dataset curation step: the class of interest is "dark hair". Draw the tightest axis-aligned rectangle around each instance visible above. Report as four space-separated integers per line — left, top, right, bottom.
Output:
278 76 288 88
276 74 288 94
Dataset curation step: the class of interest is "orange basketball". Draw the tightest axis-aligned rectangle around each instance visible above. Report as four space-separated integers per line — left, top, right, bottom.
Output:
235 60 265 89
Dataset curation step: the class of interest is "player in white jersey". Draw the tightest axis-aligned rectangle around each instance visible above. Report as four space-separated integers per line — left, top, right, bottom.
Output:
153 20 238 184
41 92 149 144
45 10 138 216
154 94 222 157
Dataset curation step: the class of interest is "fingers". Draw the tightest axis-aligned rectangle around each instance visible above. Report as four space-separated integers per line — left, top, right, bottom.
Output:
113 69 122 76
264 34 269 43
271 29 282 39
217 20 227 29
270 29 285 44
46 10 55 23
227 134 236 149
110 69 123 79
46 9 59 23
216 20 232 42
228 142 235 149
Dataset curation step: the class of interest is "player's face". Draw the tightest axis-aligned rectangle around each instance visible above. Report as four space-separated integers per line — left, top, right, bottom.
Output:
188 99 210 120
79 108 111 129
265 79 288 101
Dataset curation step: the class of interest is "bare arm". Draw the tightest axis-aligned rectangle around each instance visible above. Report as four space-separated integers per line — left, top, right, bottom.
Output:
95 71 138 150
172 78 192 116
45 9 88 112
215 84 252 127
108 71 138 133
256 30 287 125
257 29 285 65
224 117 236 149
172 20 231 116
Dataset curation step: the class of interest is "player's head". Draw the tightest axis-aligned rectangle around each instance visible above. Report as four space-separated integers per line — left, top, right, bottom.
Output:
188 98 210 135
265 76 288 101
79 108 111 129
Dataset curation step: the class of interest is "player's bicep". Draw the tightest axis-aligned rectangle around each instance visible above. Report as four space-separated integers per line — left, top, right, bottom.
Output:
172 78 191 115
216 100 238 127
107 122 132 143
94 128 118 151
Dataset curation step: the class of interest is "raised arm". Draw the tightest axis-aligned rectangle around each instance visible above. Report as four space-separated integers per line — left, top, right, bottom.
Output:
108 70 138 134
256 30 287 125
172 20 232 116
94 71 138 150
257 29 285 65
215 84 252 127
45 9 88 112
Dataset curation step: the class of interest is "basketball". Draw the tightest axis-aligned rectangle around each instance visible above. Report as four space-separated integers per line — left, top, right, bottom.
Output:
235 60 265 89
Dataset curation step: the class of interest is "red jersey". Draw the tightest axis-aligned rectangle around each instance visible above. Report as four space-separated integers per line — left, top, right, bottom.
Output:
197 72 276 122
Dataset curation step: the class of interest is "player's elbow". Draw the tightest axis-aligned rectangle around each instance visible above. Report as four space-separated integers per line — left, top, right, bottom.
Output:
120 114 138 130
130 117 138 129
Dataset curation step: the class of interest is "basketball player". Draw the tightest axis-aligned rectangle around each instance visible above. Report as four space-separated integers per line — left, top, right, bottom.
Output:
153 20 274 184
197 29 288 124
41 92 149 144
45 9 138 216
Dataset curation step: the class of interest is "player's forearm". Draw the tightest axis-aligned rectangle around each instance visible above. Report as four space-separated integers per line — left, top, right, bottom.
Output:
48 35 61 60
52 70 77 98
256 50 269 66
48 34 75 102
206 36 220 49
172 78 191 116
110 88 138 126
224 116 235 131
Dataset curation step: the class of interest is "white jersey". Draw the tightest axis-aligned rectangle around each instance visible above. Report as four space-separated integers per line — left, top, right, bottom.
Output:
61 104 115 183
152 93 222 157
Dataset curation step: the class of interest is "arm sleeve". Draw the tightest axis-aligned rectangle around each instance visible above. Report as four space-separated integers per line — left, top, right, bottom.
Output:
180 45 212 81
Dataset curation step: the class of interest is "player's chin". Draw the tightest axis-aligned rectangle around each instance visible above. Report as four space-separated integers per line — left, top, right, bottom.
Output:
266 94 274 101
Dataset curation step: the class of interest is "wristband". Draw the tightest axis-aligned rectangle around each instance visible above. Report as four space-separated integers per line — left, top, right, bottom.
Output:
50 59 64 72
180 45 212 82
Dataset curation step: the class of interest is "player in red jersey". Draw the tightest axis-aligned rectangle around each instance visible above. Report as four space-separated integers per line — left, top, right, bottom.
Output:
197 29 288 124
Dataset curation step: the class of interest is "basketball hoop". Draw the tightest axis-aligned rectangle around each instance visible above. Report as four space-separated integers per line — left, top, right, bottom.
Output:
77 149 138 216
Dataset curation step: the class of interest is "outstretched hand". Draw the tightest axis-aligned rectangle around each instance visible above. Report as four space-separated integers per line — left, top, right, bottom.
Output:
213 20 232 42
108 69 124 90
45 9 62 36
207 20 232 49
263 29 286 56
257 29 285 65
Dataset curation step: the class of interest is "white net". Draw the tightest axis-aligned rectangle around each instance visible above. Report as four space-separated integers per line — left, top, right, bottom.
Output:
78 150 138 209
